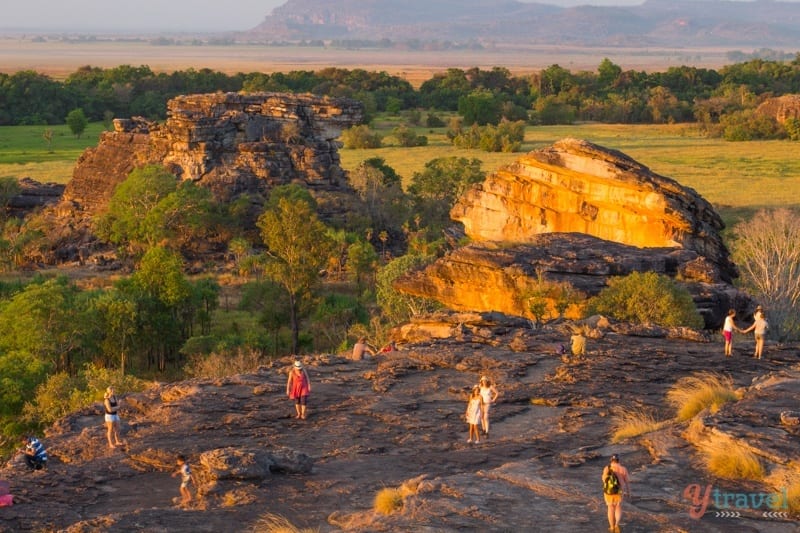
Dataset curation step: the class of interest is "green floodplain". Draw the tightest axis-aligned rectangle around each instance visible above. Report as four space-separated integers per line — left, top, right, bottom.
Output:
3 119 797 229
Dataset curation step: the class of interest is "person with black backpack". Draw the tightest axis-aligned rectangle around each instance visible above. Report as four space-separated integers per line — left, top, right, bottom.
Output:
602 454 630 533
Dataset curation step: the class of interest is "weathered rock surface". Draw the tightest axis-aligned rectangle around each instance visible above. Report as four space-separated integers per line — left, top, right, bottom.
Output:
452 138 735 281
7 178 64 215
46 92 364 259
755 94 800 125
397 139 743 328
2 322 798 532
394 233 745 328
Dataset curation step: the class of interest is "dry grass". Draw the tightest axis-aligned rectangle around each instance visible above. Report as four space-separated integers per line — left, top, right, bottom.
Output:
374 487 404 515
697 433 764 481
183 348 266 379
666 372 739 421
251 513 319 533
764 467 800 515
610 407 667 443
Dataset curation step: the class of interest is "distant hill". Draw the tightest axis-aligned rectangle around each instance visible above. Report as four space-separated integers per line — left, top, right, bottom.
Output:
245 0 800 48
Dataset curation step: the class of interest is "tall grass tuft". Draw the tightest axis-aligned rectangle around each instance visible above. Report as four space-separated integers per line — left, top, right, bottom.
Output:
251 513 319 533
765 467 800 515
374 487 404 515
666 372 738 421
610 407 666 443
699 435 764 481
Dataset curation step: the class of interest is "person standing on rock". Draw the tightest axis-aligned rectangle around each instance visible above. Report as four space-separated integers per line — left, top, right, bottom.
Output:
742 307 769 359
602 454 630 533
478 376 499 437
104 386 125 449
172 454 195 506
722 309 742 357
286 360 311 420
465 386 484 444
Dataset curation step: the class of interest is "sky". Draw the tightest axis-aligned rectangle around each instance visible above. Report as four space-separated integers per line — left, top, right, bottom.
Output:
0 0 793 33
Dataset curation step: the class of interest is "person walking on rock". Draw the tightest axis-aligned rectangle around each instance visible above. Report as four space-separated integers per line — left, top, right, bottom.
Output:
602 454 630 533
286 360 311 420
104 386 125 449
742 308 769 359
722 309 741 357
465 386 484 444
171 454 195 506
478 376 499 437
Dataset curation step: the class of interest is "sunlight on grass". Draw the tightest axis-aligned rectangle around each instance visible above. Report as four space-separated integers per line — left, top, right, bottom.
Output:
251 512 319 533
667 372 738 421
765 467 800 515
374 487 404 515
610 407 667 443
698 433 764 481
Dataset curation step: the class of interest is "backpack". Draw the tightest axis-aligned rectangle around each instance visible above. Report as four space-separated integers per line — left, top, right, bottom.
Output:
603 465 621 495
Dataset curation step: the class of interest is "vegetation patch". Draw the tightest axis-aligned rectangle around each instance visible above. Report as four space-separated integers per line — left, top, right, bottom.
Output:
610 407 667 443
251 512 319 533
667 372 738 421
698 433 764 481
374 487 404 515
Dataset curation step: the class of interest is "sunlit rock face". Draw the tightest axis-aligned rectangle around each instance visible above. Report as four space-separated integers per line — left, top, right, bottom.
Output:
451 138 735 280
397 139 745 329
62 92 363 217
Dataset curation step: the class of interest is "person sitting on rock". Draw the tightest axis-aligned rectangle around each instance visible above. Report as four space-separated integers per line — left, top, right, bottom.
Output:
351 337 375 360
21 435 48 471
570 332 586 356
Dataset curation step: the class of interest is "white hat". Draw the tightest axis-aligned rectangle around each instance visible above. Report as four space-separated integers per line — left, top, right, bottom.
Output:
293 360 303 368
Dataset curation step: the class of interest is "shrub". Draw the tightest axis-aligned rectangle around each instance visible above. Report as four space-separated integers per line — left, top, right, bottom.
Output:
426 112 445 128
184 349 266 379
391 125 428 147
586 271 703 328
666 372 738 421
374 487 404 515
731 208 800 341
251 512 319 533
341 125 382 149
610 407 666 443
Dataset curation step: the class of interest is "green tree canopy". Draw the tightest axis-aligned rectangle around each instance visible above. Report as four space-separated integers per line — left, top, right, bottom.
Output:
65 108 89 138
257 195 336 353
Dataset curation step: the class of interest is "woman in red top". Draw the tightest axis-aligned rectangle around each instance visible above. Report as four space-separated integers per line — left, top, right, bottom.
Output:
286 360 311 420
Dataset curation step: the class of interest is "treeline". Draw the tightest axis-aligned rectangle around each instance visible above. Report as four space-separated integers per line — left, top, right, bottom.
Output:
3 57 800 137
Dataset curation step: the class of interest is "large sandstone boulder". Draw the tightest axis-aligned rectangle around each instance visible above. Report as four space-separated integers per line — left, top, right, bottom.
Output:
393 233 743 328
397 139 744 328
451 138 736 281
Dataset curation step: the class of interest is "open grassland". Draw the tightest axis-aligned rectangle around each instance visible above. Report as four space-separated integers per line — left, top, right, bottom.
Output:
0 123 104 184
3 120 799 222
340 121 800 224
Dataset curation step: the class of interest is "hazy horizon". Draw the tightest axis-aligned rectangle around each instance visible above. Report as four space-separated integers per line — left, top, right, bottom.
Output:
2 0 792 33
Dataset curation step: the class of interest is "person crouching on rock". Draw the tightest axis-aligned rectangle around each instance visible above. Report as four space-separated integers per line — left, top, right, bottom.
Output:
104 386 125 449
21 435 48 471
465 386 484 444
286 360 311 420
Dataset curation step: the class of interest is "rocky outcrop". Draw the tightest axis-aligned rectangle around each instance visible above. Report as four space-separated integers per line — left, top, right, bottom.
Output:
3 330 798 532
7 177 64 215
60 92 364 223
452 138 735 281
755 94 800 124
393 233 744 328
398 139 742 329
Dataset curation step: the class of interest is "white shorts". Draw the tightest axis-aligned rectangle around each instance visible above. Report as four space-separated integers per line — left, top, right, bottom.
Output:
105 413 120 423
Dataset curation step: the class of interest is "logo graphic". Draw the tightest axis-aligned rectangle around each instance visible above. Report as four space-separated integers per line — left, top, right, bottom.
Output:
683 484 789 520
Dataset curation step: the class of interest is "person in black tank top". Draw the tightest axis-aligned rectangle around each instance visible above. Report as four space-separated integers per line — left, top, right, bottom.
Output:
103 386 126 449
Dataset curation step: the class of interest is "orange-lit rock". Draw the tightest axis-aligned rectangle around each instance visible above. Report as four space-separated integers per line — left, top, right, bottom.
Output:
451 138 734 276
